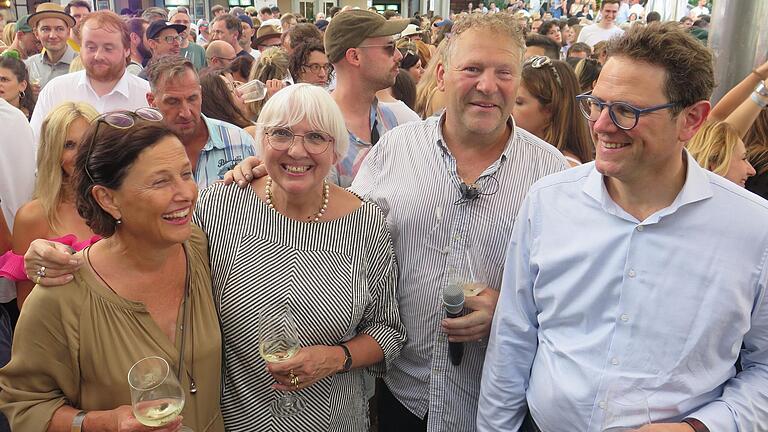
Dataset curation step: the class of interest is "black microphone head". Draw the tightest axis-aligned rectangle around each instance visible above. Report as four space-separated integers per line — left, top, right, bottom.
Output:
443 279 465 314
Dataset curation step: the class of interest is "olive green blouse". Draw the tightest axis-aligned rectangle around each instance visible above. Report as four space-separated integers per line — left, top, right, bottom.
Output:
0 226 224 431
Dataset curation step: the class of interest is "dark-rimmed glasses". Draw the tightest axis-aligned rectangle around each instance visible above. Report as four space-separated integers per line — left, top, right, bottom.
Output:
525 55 562 88
576 92 677 131
264 127 334 154
84 108 164 183
357 42 398 56
154 35 184 44
301 63 332 75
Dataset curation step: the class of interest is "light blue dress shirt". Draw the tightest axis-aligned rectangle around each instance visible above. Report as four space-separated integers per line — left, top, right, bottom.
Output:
478 152 768 432
194 114 257 189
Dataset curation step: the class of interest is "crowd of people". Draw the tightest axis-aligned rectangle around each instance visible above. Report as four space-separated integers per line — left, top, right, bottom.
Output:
0 0 768 431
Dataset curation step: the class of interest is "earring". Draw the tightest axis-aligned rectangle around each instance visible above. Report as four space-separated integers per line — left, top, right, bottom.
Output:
19 90 25 99
115 218 122 225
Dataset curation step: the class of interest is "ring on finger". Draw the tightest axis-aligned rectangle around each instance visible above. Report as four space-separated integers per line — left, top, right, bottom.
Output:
36 266 46 277
34 275 41 284
290 373 300 389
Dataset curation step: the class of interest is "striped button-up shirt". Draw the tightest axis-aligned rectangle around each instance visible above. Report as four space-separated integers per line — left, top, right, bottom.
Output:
194 114 257 189
351 113 568 431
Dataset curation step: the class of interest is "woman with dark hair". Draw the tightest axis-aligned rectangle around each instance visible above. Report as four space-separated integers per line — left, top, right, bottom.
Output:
376 69 420 124
0 110 224 431
227 55 254 84
573 57 601 93
396 41 424 84
514 56 593 166
282 23 322 55
288 40 331 87
538 20 564 59
200 69 256 135
0 57 35 118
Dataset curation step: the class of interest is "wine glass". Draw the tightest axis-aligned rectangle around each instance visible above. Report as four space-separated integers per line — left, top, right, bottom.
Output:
447 246 486 298
235 79 267 103
600 386 651 431
128 356 191 430
259 305 305 417
27 61 42 87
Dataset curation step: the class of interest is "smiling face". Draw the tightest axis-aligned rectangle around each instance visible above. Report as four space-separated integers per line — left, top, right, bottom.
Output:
723 138 756 187
107 135 197 248
262 118 336 199
437 28 521 142
590 56 686 186
149 28 181 56
35 17 70 54
601 2 619 25
546 25 562 44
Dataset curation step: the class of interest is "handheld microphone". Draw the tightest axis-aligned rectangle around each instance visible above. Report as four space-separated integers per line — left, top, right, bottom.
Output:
443 280 465 366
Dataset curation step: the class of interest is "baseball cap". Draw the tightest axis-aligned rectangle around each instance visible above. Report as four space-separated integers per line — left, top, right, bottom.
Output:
324 10 409 63
401 23 424 37
146 21 187 39
29 3 76 28
314 19 329 32
15 15 34 33
434 18 453 27
237 14 254 28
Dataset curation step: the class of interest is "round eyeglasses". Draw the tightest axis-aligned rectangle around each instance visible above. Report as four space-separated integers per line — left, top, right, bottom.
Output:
264 127 334 154
576 93 676 131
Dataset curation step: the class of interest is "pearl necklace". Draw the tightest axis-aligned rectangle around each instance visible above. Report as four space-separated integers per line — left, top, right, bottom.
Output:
265 177 329 222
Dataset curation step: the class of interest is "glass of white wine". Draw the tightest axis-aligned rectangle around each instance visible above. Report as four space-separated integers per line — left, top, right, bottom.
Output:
259 305 305 417
448 247 487 298
128 356 191 431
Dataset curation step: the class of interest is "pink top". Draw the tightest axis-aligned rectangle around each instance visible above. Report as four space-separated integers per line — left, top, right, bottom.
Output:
0 234 101 282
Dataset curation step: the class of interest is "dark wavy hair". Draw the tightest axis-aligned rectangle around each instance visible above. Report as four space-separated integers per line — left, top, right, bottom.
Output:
392 69 416 110
0 57 36 118
200 69 252 128
74 116 178 237
288 39 331 85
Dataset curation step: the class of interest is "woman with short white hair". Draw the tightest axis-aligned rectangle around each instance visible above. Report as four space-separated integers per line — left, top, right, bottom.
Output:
194 83 405 431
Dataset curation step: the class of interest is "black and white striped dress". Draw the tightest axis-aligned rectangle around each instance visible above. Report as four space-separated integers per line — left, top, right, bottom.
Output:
194 183 406 432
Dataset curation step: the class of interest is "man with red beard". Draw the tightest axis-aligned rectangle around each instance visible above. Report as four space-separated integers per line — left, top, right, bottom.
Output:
30 11 150 142
322 10 409 187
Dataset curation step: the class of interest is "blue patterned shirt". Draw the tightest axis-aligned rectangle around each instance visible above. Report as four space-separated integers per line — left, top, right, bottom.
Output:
195 115 257 189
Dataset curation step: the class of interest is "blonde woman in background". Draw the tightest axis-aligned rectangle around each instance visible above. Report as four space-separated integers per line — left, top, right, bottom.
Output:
246 47 290 121
11 102 99 308
1 23 14 47
686 120 756 187
414 40 447 119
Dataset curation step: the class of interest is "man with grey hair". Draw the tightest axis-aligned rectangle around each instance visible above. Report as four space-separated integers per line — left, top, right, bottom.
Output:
141 6 168 22
145 56 257 188
348 12 567 431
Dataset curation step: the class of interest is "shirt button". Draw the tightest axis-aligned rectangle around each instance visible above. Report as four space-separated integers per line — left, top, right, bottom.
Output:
611 358 619 366
628 269 636 278
620 314 629 322
598 401 607 409
636 225 644 232
452 234 461 241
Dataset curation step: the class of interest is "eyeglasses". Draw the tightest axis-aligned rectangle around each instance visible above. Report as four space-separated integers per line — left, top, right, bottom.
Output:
209 55 236 63
84 108 164 183
357 42 398 56
525 55 562 88
301 63 332 74
576 92 677 131
264 127 334 154
155 35 184 44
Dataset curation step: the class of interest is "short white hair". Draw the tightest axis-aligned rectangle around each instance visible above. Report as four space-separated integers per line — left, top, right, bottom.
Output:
256 83 349 160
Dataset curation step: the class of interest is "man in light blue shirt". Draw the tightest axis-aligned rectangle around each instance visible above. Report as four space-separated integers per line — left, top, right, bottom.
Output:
478 22 768 432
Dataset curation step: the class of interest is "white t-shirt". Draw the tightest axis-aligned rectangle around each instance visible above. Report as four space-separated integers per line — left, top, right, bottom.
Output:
380 100 421 125
690 5 709 18
0 99 35 302
576 23 625 47
30 70 151 144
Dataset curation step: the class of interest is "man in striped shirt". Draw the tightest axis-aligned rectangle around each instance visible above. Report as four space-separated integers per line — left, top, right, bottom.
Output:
351 13 568 432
